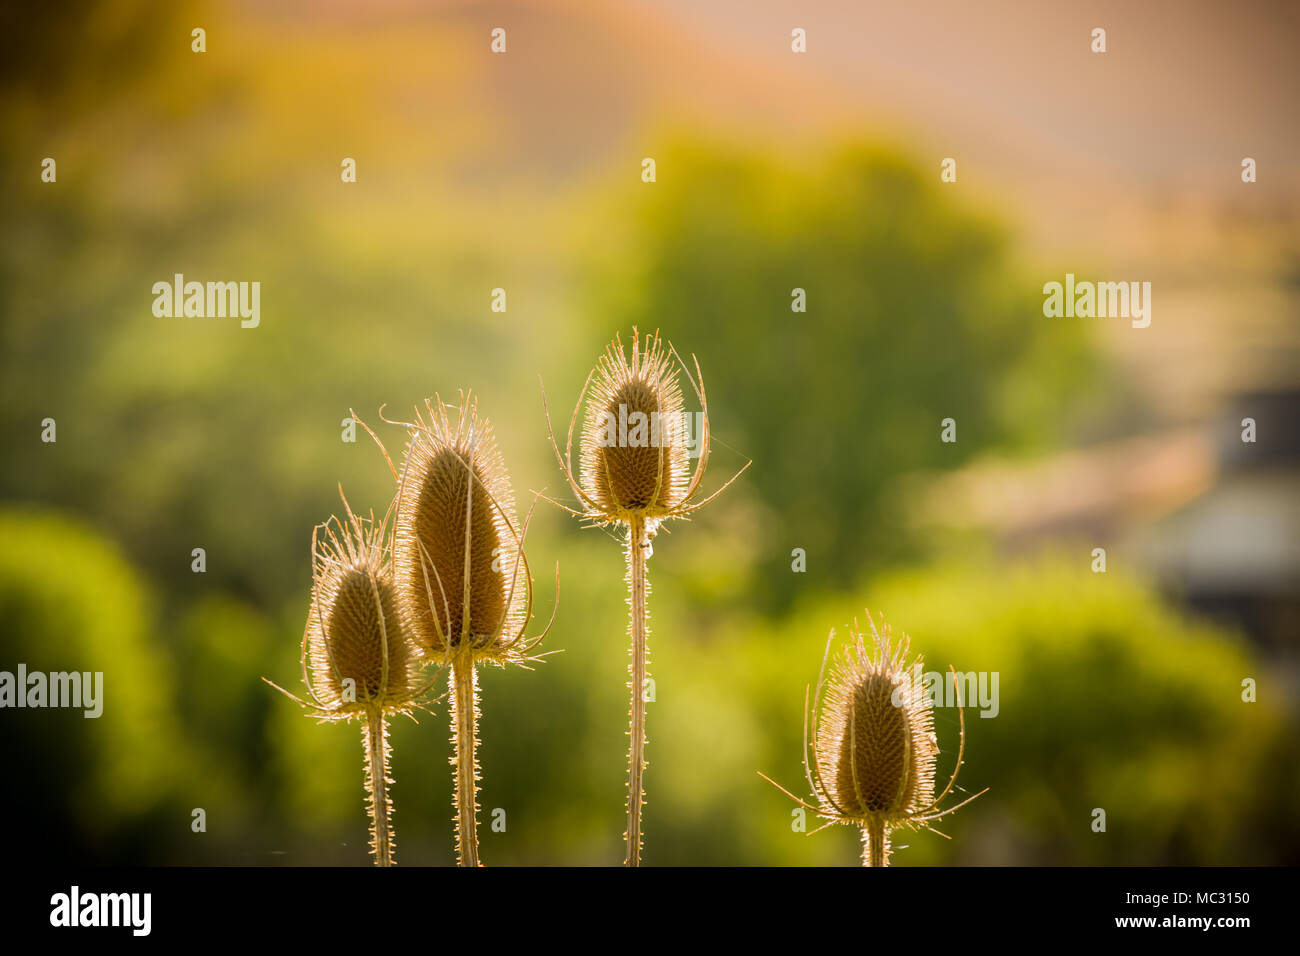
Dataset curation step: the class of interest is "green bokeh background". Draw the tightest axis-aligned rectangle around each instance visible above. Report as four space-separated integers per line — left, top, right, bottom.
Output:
2 1 1295 865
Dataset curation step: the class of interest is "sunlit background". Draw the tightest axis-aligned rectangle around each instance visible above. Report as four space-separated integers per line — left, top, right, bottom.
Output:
2 0 1298 866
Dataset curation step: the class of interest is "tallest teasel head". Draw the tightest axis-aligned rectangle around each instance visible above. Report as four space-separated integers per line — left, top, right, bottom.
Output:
541 328 748 866
543 327 749 529
581 328 688 518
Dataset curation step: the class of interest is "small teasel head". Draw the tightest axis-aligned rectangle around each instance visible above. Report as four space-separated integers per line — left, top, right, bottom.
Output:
542 327 750 528
759 611 986 864
265 489 434 868
814 617 937 822
390 391 550 666
266 490 431 720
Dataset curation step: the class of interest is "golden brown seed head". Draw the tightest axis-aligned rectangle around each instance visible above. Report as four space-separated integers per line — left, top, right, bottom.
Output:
392 393 527 661
757 612 982 865
304 514 423 716
579 329 689 520
814 619 937 824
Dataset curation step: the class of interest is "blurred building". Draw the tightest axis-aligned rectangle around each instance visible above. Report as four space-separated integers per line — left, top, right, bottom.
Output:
918 388 1300 653
1145 389 1300 653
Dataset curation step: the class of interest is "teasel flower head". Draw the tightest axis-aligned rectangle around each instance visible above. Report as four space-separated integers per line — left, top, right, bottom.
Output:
541 327 750 533
266 489 432 722
760 612 986 867
382 391 555 669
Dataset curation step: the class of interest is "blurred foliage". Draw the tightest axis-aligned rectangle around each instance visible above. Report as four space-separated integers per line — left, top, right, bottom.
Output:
755 557 1299 865
587 137 1099 610
0 508 196 860
0 0 573 612
3 507 1292 865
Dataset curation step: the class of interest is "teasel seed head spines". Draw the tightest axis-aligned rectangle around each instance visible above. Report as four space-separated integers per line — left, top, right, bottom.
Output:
540 327 751 529
265 487 435 722
759 611 987 866
385 391 556 671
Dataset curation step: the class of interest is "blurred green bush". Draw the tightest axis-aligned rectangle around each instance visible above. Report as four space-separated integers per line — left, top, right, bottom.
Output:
743 556 1297 865
588 137 1100 610
5 505 1291 865
0 508 195 859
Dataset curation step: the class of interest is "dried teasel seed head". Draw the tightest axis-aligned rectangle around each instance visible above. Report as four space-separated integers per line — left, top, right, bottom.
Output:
543 326 750 532
759 611 985 866
392 392 529 663
814 617 937 824
579 328 689 521
302 507 425 717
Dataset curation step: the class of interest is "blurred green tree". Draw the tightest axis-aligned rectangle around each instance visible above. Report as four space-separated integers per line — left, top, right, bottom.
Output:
589 137 1098 609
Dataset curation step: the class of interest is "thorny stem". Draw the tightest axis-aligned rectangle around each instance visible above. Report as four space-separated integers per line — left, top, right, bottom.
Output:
363 707 394 867
861 818 889 868
450 659 481 867
625 515 649 867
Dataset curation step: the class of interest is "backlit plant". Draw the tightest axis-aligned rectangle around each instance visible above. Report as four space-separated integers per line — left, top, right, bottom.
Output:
264 491 437 866
761 612 986 866
542 328 748 865
383 391 556 867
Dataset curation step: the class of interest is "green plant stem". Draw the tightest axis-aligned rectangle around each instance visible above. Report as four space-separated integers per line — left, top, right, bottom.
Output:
862 819 889 867
625 515 649 867
450 659 481 867
363 707 394 867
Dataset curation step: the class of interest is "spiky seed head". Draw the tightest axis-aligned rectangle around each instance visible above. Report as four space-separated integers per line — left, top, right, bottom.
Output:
758 612 983 866
579 329 689 521
815 618 937 825
304 512 424 717
392 392 527 662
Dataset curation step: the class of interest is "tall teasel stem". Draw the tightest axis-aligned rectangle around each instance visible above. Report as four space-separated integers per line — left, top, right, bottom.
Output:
625 515 650 866
449 657 481 867
542 328 749 865
363 706 395 867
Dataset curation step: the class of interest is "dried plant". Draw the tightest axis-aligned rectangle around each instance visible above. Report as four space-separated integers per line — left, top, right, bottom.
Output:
760 612 986 866
366 391 555 867
542 328 749 865
264 489 437 867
